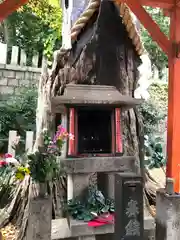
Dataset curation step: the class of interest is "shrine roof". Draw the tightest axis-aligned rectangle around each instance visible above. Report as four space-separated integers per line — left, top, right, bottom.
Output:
51 84 142 109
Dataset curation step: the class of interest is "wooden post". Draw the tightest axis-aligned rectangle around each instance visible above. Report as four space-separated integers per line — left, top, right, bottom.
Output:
25 131 34 153
20 49 27 66
11 46 19 65
61 110 74 200
68 108 75 155
32 54 39 67
67 108 74 199
115 108 123 154
0 43 7 64
166 7 180 193
8 130 17 157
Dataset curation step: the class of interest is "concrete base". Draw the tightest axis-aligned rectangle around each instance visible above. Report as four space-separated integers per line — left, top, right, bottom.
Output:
78 236 96 240
51 217 155 240
156 189 180 240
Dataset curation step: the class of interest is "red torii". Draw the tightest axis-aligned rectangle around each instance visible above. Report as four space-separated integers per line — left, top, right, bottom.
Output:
0 0 28 22
116 0 180 193
1 0 180 192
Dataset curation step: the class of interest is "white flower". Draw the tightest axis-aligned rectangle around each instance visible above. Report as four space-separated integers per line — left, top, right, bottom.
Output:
43 128 48 132
69 133 75 140
5 157 20 166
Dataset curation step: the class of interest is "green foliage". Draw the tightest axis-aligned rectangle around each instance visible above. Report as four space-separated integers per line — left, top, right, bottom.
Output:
0 87 37 153
0 127 65 185
68 186 114 221
0 166 14 208
28 150 59 183
26 0 62 60
144 136 166 169
0 87 37 137
140 82 167 168
27 129 64 183
148 82 168 113
1 0 62 62
140 99 165 135
140 82 167 136
141 7 169 76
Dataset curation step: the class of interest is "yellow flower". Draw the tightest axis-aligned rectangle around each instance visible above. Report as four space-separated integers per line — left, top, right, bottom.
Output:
15 166 30 180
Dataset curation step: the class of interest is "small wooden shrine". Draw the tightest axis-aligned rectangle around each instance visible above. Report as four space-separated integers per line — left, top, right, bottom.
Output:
52 84 142 200
52 84 141 157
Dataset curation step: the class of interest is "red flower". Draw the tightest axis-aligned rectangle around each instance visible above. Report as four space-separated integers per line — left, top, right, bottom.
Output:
0 160 7 167
4 153 12 158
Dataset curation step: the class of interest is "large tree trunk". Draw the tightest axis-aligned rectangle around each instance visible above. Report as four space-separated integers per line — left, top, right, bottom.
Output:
0 1 160 238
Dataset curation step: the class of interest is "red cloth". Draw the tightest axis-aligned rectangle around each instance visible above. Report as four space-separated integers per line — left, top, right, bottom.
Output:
88 213 114 227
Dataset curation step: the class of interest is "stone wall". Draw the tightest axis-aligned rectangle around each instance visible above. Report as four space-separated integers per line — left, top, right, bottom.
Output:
0 64 41 97
0 43 42 98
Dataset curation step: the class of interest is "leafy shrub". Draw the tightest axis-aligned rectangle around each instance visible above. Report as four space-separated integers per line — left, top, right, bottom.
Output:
148 82 168 113
140 99 165 135
144 136 166 169
68 186 114 221
0 87 37 153
139 82 167 168
0 167 15 208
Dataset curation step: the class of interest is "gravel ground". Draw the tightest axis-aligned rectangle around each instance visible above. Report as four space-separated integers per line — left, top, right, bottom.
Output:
1 224 19 240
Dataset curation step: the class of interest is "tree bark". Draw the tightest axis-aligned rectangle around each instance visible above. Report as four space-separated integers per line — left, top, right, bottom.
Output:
22 182 52 240
0 2 160 238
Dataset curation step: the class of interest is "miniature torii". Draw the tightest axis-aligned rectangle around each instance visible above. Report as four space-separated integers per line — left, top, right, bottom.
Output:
1 0 180 193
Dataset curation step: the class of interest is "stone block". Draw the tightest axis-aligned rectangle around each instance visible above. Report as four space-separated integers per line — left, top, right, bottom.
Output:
98 173 115 199
0 86 14 94
14 87 23 94
29 78 37 86
78 236 95 240
0 78 8 86
3 70 15 78
114 173 144 240
33 72 41 80
15 71 25 80
62 156 136 174
28 66 41 73
19 79 30 86
72 173 91 198
156 189 180 240
0 64 5 69
6 64 27 71
8 79 19 86
96 233 113 240
25 71 33 80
